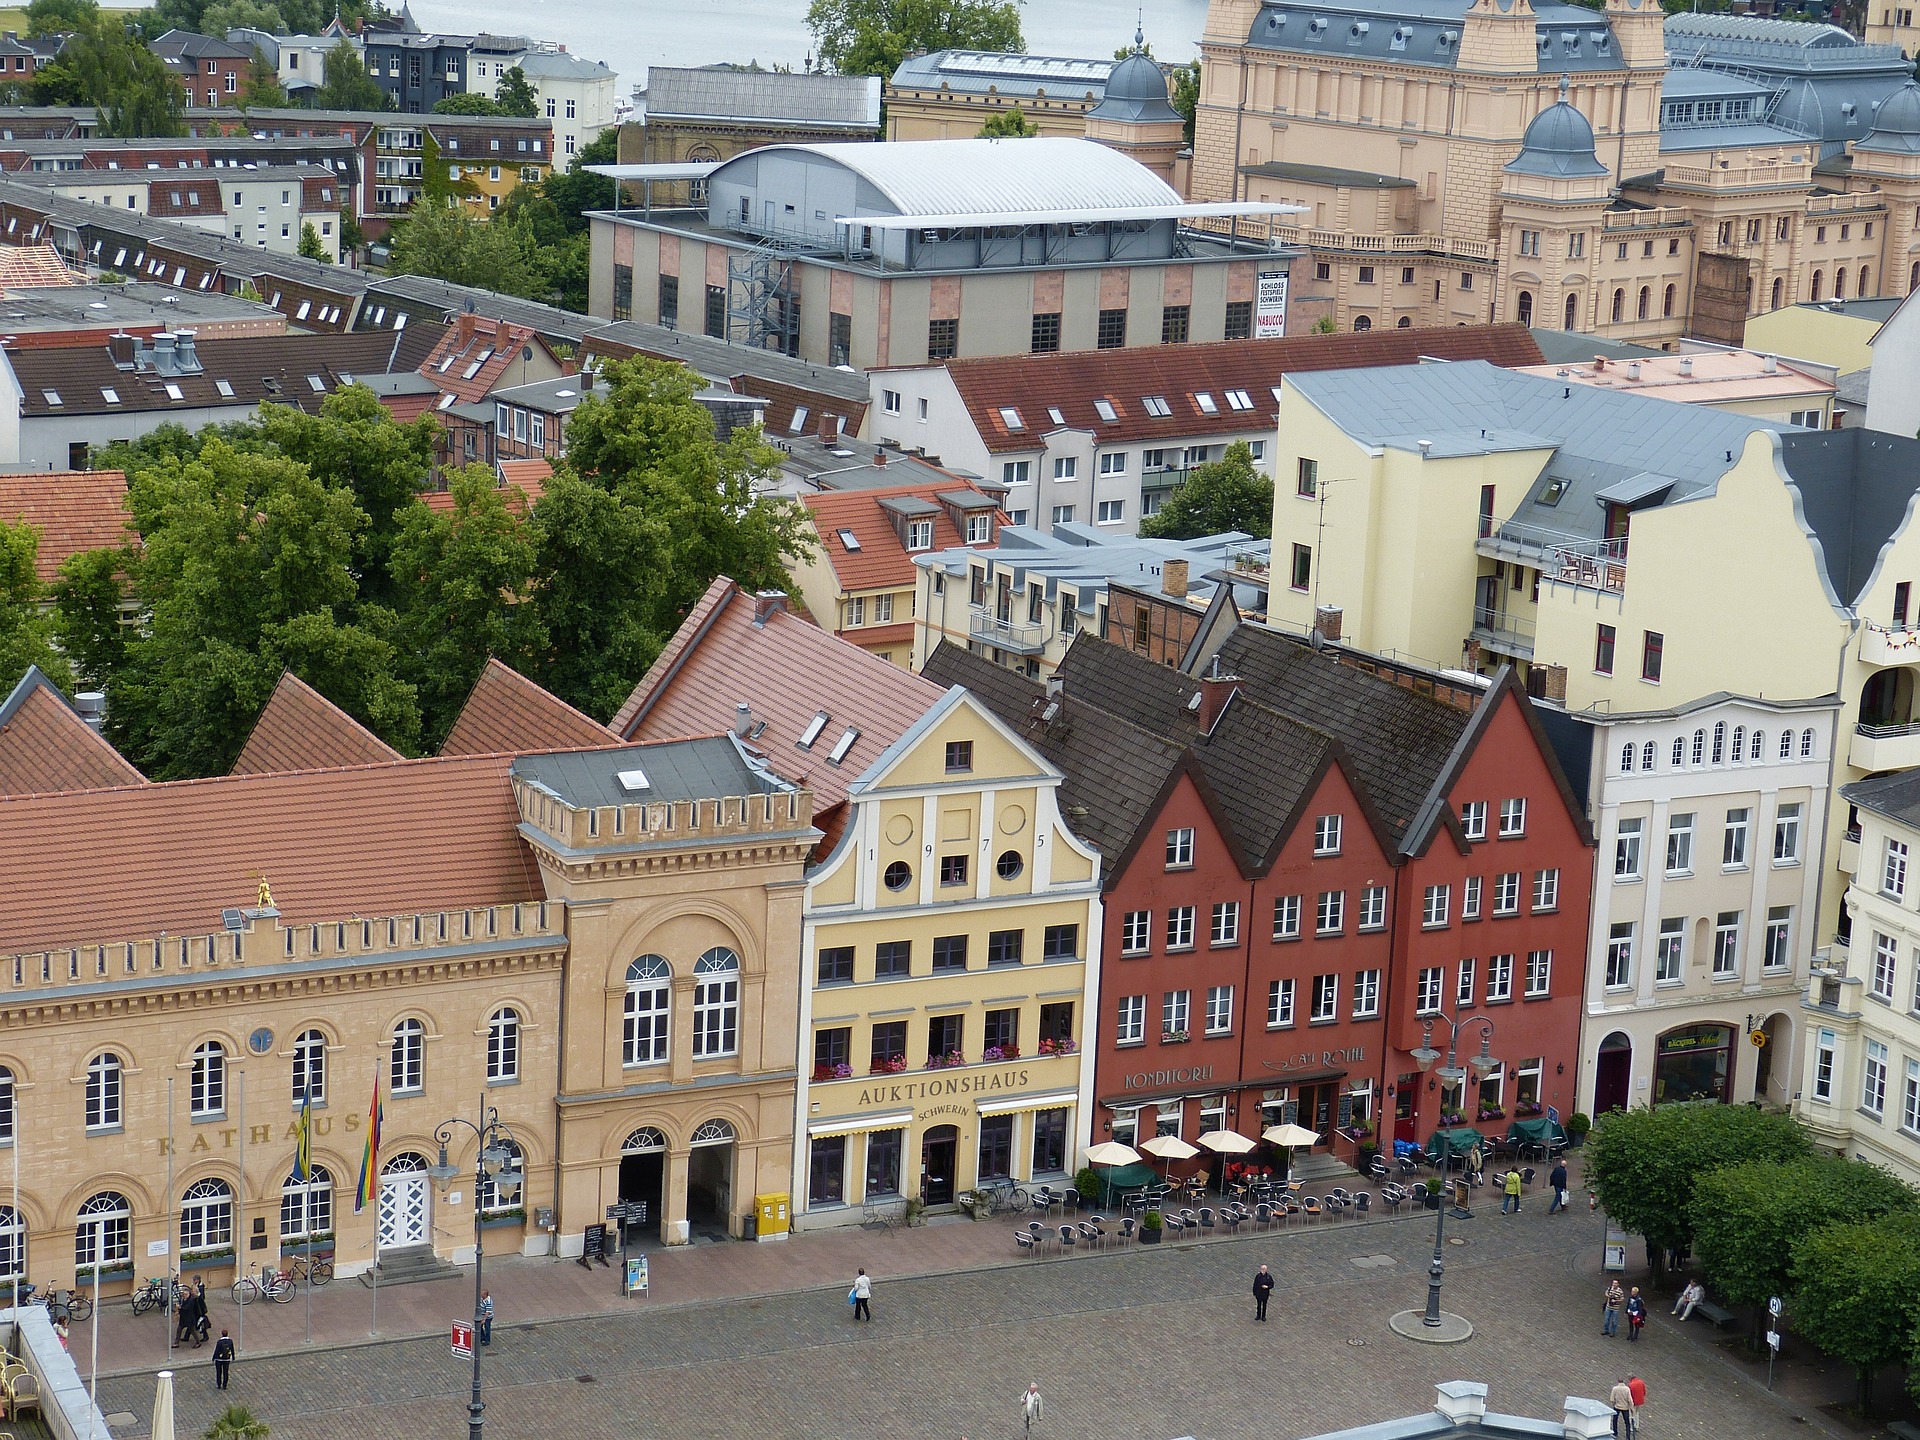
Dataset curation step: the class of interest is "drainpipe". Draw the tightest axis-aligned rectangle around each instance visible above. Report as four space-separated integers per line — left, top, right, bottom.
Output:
1814 612 1858 968
551 901 569 1259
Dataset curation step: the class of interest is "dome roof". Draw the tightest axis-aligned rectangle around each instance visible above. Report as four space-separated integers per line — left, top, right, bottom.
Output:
1088 30 1182 125
1859 80 1920 155
1505 84 1611 179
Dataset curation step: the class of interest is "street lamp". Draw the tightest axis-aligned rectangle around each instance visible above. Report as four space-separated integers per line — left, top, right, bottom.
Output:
430 1097 523 1440
1412 1013 1500 1330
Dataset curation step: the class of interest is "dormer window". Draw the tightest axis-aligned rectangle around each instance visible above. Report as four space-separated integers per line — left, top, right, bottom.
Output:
907 518 933 550
1391 26 1410 49
1348 20 1368 41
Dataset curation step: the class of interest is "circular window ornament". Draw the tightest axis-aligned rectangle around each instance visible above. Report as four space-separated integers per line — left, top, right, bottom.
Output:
883 861 913 891
995 850 1024 880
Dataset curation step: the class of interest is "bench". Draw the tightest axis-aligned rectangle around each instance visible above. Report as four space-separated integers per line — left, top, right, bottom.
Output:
1884 1421 1920 1440
1691 1300 1737 1330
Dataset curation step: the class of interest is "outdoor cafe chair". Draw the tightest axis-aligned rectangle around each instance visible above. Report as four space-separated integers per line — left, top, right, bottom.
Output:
1301 1196 1323 1223
1354 1191 1372 1216
1057 1224 1077 1250
1117 1216 1136 1245
1014 1231 1037 1256
1078 1221 1102 1249
1252 1202 1274 1232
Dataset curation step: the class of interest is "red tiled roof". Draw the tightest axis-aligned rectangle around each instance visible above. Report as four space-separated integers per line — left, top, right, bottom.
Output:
418 314 550 405
0 469 130 583
231 671 403 775
420 464 548 515
0 668 145 796
926 324 1547 453
0 754 541 954
806 482 997 594
440 658 618 757
612 577 944 810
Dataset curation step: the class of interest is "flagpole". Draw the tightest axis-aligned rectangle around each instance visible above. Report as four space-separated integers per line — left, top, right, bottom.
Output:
166 1076 175 1370
370 1064 380 1339
234 1069 244 1365
300 1087 312 1348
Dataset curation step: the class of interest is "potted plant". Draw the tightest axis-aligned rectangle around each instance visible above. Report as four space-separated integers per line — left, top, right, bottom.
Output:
1161 1029 1190 1044
1423 1177 1444 1210
1037 1036 1077 1056
1140 1210 1164 1244
1567 1111 1593 1147
1075 1166 1101 1201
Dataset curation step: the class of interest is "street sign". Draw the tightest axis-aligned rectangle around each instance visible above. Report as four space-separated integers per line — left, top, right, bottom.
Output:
606 1201 649 1225
1769 1296 1783 1317
1767 1330 1781 1351
451 1321 474 1358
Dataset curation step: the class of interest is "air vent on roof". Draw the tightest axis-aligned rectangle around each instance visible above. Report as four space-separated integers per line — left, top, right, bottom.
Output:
798 712 829 748
828 726 860 764
617 767 650 792
1308 15 1328 32
837 527 862 552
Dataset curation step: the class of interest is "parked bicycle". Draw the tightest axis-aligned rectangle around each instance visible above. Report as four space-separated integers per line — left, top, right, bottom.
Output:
130 1275 185 1315
974 1177 1032 1214
18 1283 92 1322
231 1261 295 1306
283 1252 334 1287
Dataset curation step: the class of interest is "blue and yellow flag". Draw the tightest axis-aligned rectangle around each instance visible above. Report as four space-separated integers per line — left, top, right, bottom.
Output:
293 1087 313 1184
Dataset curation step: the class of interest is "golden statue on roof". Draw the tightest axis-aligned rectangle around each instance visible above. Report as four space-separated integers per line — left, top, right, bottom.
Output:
258 877 274 909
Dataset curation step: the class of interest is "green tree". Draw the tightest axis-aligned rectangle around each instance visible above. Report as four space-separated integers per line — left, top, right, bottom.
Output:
977 104 1036 137
806 0 1024 77
1170 58 1200 145
50 545 131 690
540 125 617 226
297 220 330 261
314 37 388 112
0 520 75 697
204 1402 271 1440
432 91 507 117
1690 1157 1915 1319
1793 1212 1920 1408
496 126 617 311
337 206 366 256
59 16 187 137
526 357 814 718
388 201 541 298
236 50 289 110
202 0 286 36
24 0 99 36
1137 440 1273 540
1585 1103 1810 1264
493 65 539 118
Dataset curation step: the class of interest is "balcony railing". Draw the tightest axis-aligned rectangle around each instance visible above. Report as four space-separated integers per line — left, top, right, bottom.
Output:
969 607 1047 654
1479 522 1627 594
1861 621 1920 668
1851 720 1920 772
1472 608 1536 659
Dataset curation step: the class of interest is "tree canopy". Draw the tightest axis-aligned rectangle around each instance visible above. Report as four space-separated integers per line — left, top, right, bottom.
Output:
38 15 186 136
236 50 288 110
1793 1212 1920 1406
1136 440 1273 540
977 105 1036 137
387 200 542 299
488 126 618 312
314 37 389 112
0 520 74 697
806 0 1024 77
494 65 539 118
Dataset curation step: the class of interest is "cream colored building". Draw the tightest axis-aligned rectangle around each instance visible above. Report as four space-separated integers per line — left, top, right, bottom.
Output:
1745 297 1903 377
1568 695 1837 1119
1802 768 1920 1184
796 688 1102 1224
1512 346 1836 427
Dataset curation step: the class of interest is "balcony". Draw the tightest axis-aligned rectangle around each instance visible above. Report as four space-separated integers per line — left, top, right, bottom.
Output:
1851 720 1920 771
1860 622 1920 668
1839 826 1860 875
1472 607 1535 660
969 607 1047 654
1479 521 1627 594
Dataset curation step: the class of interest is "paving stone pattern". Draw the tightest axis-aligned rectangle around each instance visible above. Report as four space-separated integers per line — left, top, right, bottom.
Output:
91 1197 1850 1440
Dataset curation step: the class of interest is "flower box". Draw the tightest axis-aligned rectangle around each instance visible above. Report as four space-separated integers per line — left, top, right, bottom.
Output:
981 1045 1021 1063
925 1052 967 1070
868 1055 907 1075
1161 1030 1190 1044
812 1063 854 1082
1037 1037 1077 1056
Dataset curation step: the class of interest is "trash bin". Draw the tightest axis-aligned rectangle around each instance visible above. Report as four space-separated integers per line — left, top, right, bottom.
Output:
754 1193 790 1242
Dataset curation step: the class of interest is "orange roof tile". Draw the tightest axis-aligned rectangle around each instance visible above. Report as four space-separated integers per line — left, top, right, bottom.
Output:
0 753 540 954
418 314 553 405
440 658 618 757
0 469 131 583
0 666 145 796
496 458 552 490
806 482 999 594
231 671 403 776
925 324 1547 453
612 577 943 810
420 465 547 516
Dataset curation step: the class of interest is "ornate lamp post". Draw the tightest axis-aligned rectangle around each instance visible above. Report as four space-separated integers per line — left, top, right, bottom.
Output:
1409 1013 1500 1330
429 1098 523 1440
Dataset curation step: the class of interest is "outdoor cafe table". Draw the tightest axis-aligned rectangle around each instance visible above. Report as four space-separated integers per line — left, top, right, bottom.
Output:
1425 1125 1486 1163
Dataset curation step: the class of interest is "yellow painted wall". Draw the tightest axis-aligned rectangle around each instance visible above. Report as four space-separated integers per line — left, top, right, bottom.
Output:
1744 308 1885 376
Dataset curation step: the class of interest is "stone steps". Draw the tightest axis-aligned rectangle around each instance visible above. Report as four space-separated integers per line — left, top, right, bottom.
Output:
359 1245 462 1288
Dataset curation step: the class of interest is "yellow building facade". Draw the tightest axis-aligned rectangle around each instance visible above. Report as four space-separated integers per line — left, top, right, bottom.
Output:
795 688 1102 1224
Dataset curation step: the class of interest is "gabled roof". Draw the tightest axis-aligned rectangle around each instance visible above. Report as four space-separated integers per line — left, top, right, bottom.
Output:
0 753 540 955
0 665 145 796
612 577 944 812
807 482 998 593
420 463 549 515
417 314 555 405
0 243 76 287
0 469 130 583
231 671 402 776
926 326 1546 454
441 659 618 757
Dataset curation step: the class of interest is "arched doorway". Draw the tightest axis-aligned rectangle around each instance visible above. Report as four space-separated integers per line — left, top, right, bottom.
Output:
377 1152 430 1251
619 1126 666 1244
1756 1013 1792 1105
1593 1032 1632 1116
1861 669 1915 728
1654 1023 1733 1105
921 1123 958 1205
1565 291 1579 329
686 1119 735 1234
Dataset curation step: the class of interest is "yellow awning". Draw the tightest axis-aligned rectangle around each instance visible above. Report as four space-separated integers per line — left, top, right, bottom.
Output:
977 1090 1079 1117
807 1111 914 1139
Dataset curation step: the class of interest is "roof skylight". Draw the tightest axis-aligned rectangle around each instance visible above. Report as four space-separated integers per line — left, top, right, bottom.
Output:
798 712 829 748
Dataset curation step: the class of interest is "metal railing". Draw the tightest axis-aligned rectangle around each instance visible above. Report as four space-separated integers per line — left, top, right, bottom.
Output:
1482 521 1628 594
969 607 1047 652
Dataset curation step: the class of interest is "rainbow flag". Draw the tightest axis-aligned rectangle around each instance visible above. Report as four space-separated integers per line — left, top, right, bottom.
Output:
293 1088 313 1184
354 1073 383 1213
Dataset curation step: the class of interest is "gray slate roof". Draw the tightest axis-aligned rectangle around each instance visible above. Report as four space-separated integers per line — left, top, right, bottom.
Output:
888 50 1112 103
643 67 881 129
1777 427 1920 606
1844 766 1920 828
1242 0 1628 74
511 736 784 810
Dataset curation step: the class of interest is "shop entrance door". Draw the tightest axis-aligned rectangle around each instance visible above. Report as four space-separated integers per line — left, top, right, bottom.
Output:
921 1125 957 1205
1394 1074 1419 1146
618 1127 666 1245
1593 1032 1632 1116
1299 1083 1338 1146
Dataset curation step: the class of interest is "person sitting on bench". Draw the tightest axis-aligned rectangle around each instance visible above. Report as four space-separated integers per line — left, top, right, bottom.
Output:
1672 1280 1705 1320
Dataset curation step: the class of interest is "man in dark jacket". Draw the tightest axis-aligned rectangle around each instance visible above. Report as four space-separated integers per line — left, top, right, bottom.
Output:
211 1330 235 1389
1252 1264 1275 1322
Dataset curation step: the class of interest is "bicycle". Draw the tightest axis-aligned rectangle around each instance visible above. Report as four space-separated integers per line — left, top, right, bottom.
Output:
130 1275 184 1316
976 1177 1031 1214
283 1253 334 1287
20 1283 92 1322
232 1261 295 1305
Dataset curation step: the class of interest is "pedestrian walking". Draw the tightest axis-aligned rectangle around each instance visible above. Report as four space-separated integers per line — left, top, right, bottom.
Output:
1602 1279 1624 1337
1022 1382 1044 1432
1625 1287 1647 1341
1252 1264 1275 1322
1627 1375 1647 1417
193 1278 210 1345
1609 1379 1636 1439
1548 1160 1569 1214
851 1267 872 1322
478 1289 494 1347
211 1329 235 1391
1502 1168 1522 1214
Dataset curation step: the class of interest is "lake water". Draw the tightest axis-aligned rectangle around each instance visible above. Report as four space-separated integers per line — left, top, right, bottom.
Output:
130 0 1214 99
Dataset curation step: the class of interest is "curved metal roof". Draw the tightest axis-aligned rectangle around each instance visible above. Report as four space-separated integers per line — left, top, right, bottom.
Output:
1505 100 1610 178
1859 79 1920 153
1665 11 1856 47
738 138 1183 216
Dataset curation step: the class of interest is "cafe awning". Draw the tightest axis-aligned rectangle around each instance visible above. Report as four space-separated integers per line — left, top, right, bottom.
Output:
977 1090 1078 1117
807 1111 914 1139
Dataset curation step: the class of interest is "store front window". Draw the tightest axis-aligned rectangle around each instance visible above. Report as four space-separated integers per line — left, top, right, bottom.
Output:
1654 1024 1733 1105
809 1136 846 1207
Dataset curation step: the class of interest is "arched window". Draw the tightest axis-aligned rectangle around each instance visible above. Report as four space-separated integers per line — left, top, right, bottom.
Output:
691 1118 736 1147
0 1065 14 1147
390 1018 424 1095
1611 288 1625 323
1711 721 1726 764
0 1206 22 1283
1641 740 1657 770
1779 730 1793 760
1620 742 1635 773
1731 725 1746 762
1860 266 1871 297
180 1177 234 1255
1671 736 1686 767
1835 267 1847 299
486 1007 520 1083
281 1165 332 1241
1637 286 1650 320
383 1152 426 1175
85 1052 122 1130
76 1191 129 1270
1663 283 1675 318
1691 728 1707 766
1811 270 1824 301
622 1127 666 1154
293 1029 326 1107
1911 259 1919 291
1772 276 1784 310
1565 292 1579 330
692 947 741 1059
1800 727 1816 758
1353 314 1372 332
624 956 670 1067
1517 290 1534 326
1750 730 1764 762
478 1138 525 1214
190 1040 226 1118
1396 314 1412 328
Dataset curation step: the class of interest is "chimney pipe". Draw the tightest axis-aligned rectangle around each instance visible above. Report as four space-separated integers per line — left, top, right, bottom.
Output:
1679 356 1694 377
872 447 888 466
174 329 201 373
152 330 177 374
818 412 837 442
1626 361 1641 380
1162 558 1189 599
751 590 786 627
1314 604 1343 642
107 331 135 368
1593 355 1606 371
733 702 753 737
1196 668 1240 733
1763 353 1778 374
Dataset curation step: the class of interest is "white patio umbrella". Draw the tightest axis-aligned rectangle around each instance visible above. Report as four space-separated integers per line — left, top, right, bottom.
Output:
1139 1134 1200 1160
1084 1141 1142 1167
152 1369 176 1440
1261 1123 1321 1148
1199 1130 1256 1154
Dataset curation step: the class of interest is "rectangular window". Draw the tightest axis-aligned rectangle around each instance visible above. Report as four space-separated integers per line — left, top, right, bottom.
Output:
1457 958 1476 1006
1813 1028 1836 1101
1053 456 1077 480
1641 630 1663 682
808 1135 846 1206
874 940 910 979
1316 890 1345 935
1724 809 1751 868
1359 885 1387 931
869 1021 907 1073
1166 906 1196 950
1423 885 1451 928
983 1007 1018 1054
926 1013 963 1062
814 1026 851 1074
1887 838 1909 899
1031 1108 1068 1174
1874 932 1899 1001
1117 995 1146 1045
1617 819 1648 880
1865 1040 1889 1116
705 284 725 337
611 262 633 321
1712 913 1740 977
945 740 973 773
1656 920 1685 983
1030 311 1061 353
1313 814 1342 855
1311 974 1339 1022
818 946 854 984
1163 990 1190 1038
828 311 851 367
1042 925 1078 960
1160 305 1190 344
1210 902 1240 946
1353 968 1381 1017
1765 907 1792 969
1268 979 1295 1028
940 853 969 887
1532 869 1559 912
1297 457 1318 498
1499 798 1526 837
657 273 679 328
1050 504 1075 526
1526 949 1553 997
1290 544 1312 591
1907 1062 1920 1135
986 930 1024 968
978 1115 1015 1180
931 935 968 972
1492 872 1521 916
1205 985 1234 1035
927 317 958 359
1224 299 1253 339
1121 911 1150 954
1097 499 1125 524
1462 876 1482 921
1416 967 1443 1014
865 1127 904 1194
1487 953 1514 1002
1003 460 1031 485
1460 801 1487 841
1774 802 1802 863
1272 895 1302 940
1166 828 1194 868
1605 923 1634 988
1097 308 1127 348
1666 814 1694 876
1099 451 1127 475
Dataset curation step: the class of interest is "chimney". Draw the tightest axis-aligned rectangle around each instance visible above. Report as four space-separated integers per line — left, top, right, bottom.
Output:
72 691 106 732
1763 353 1778 374
151 330 177 375
872 447 888 466
1593 355 1606 371
174 329 201 373
1197 657 1239 733
1679 356 1694 377
1561 1396 1615 1440
107 332 135 368
1626 361 1641 381
1045 674 1065 700
751 590 786 627
733 702 753 737
817 412 838 442
1538 662 1568 704
1314 604 1343 642
1463 638 1483 671
1162 558 1189 599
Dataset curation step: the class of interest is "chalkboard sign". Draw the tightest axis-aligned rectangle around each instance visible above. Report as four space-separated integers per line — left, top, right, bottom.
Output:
1336 1093 1354 1128
1281 1100 1299 1125
579 1222 609 1269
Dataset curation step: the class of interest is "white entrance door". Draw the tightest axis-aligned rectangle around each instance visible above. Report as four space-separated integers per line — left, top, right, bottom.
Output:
378 1173 429 1248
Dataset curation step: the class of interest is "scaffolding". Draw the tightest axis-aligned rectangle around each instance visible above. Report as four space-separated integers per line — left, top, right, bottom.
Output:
726 243 800 357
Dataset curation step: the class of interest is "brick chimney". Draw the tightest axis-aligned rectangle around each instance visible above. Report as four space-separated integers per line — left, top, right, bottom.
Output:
751 591 786 627
1196 657 1239 733
1162 559 1189 599
1463 638 1483 671
872 447 888 466
817 413 842 442
1313 605 1343 642
1537 663 1568 704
